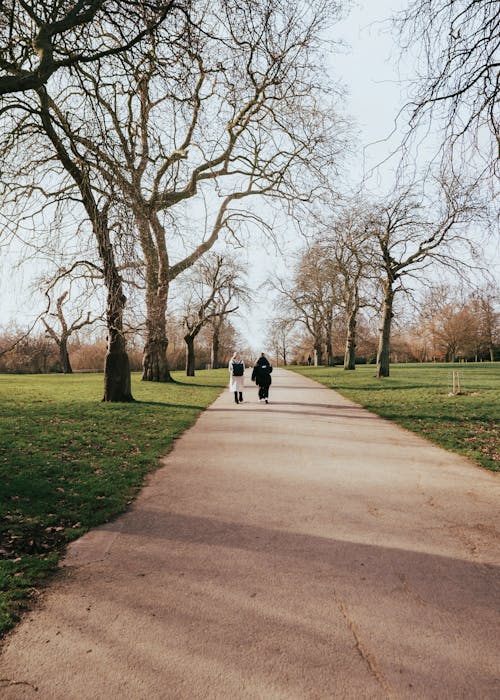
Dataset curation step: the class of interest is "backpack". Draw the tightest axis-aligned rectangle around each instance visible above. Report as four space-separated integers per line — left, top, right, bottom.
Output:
232 361 244 376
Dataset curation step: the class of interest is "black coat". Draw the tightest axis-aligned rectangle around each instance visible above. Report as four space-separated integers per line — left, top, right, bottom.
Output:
251 361 272 387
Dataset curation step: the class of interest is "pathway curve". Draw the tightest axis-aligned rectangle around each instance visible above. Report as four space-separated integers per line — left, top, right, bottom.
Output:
1 369 499 699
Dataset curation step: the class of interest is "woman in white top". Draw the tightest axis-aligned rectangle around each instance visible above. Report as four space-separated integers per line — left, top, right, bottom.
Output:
229 352 245 404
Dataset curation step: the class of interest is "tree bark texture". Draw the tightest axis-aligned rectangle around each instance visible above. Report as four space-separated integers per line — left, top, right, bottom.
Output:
138 215 173 383
376 283 394 378
185 336 196 377
142 316 172 381
344 311 357 370
59 340 73 374
326 333 334 367
211 329 220 369
344 287 359 370
102 238 134 402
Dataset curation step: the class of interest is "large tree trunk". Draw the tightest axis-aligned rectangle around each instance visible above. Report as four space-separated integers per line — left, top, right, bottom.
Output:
104 328 132 402
344 310 357 370
138 215 173 383
102 235 134 402
326 332 334 366
211 325 220 369
376 283 394 378
344 288 359 370
59 339 73 374
142 312 172 382
141 273 172 382
185 335 196 376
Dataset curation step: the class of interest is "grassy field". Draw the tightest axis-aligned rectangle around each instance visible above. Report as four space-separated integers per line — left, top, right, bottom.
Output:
291 362 499 473
0 370 227 637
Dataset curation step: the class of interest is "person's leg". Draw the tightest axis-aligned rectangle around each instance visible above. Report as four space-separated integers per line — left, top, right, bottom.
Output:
234 392 239 404
238 392 243 402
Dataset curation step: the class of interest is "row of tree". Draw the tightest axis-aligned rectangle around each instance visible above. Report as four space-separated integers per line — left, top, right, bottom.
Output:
268 284 499 367
268 182 496 376
0 313 239 375
1 1 497 395
1 0 344 399
2 277 496 375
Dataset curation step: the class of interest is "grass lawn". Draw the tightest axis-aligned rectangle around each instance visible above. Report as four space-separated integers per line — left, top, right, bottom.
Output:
291 363 499 473
0 370 227 637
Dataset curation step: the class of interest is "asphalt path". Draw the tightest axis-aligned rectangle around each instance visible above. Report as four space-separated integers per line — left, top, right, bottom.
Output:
1 368 499 699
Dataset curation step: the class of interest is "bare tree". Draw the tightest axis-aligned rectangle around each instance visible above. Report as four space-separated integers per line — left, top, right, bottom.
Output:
469 286 499 362
209 317 238 370
419 283 500 361
42 290 100 373
369 178 483 377
320 204 376 369
267 317 297 366
180 252 247 376
273 242 341 365
33 0 345 382
33 87 135 400
395 0 499 177
0 1 182 96
0 2 187 400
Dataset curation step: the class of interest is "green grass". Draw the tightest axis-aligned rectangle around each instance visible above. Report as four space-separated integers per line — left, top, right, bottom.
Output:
0 370 227 636
291 363 499 473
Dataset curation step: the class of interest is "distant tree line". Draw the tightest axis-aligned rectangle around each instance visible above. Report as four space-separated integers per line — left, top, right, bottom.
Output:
0 312 240 374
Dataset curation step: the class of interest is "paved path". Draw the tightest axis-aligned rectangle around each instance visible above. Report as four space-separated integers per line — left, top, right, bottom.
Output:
1 369 499 699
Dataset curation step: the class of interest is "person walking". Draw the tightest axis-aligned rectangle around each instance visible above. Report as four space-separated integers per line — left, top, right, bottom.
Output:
229 352 245 404
251 353 273 404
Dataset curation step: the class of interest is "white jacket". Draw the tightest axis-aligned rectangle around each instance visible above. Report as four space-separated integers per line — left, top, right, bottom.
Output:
229 359 245 392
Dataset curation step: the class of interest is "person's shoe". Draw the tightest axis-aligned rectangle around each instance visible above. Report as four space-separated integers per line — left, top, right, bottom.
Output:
265 399 268 404
239 393 243 402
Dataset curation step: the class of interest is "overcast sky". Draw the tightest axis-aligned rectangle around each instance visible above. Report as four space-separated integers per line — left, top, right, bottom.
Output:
237 0 410 353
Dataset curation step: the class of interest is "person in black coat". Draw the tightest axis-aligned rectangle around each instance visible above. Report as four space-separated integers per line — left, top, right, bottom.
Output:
251 353 273 403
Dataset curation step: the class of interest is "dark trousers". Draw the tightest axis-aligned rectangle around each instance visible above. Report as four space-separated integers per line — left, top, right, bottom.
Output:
258 385 269 399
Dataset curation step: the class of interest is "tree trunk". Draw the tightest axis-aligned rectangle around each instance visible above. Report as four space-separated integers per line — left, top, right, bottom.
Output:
185 335 196 376
314 340 323 366
211 326 220 369
326 333 334 366
102 243 134 401
344 309 357 370
344 288 359 370
104 329 133 402
59 339 73 374
376 283 394 378
142 291 173 382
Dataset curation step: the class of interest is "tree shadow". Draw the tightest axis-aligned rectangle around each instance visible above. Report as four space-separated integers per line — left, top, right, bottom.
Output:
64 510 499 697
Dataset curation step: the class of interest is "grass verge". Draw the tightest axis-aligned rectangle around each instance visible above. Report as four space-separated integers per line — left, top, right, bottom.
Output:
291 363 499 472
0 370 227 637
